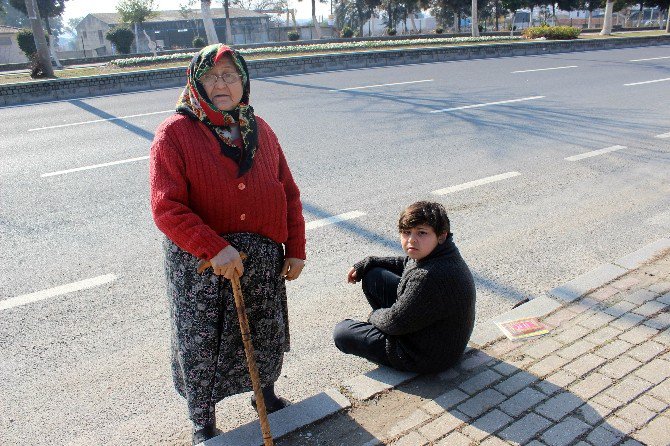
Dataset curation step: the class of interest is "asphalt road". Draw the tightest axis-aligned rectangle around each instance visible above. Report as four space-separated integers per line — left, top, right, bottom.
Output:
1 44 669 445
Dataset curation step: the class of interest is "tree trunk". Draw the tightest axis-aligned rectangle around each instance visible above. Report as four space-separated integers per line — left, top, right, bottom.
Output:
637 3 643 27
223 0 233 43
495 0 499 30
510 11 515 36
471 0 479 36
667 4 670 32
312 0 322 38
410 13 417 32
44 16 62 69
201 0 219 44
134 23 139 52
529 6 533 27
24 0 53 77
600 0 614 35
587 9 591 28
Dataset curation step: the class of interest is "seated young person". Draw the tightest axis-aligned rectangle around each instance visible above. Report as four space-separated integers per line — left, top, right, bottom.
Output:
333 201 476 373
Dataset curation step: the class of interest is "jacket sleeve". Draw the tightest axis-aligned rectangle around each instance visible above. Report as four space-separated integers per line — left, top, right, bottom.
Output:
149 123 229 260
368 270 445 335
272 128 306 260
354 256 406 278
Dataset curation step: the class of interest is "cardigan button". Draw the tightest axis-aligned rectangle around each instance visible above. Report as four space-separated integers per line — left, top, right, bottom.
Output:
240 213 246 221
238 183 246 190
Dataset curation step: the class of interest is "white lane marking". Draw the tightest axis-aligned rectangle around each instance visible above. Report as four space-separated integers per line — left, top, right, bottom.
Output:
430 96 545 113
624 78 670 86
305 211 366 230
0 274 116 312
565 145 626 161
432 171 521 195
512 65 578 73
656 132 670 139
41 156 149 177
630 56 670 62
331 79 433 92
28 110 173 131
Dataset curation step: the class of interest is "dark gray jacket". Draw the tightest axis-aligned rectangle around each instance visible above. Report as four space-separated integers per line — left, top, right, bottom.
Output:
354 234 476 373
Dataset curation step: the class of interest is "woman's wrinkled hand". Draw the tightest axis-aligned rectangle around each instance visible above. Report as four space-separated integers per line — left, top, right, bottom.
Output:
210 245 244 280
347 267 359 284
281 258 304 281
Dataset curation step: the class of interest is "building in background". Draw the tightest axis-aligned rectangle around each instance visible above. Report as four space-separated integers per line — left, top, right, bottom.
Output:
75 8 271 56
0 25 27 64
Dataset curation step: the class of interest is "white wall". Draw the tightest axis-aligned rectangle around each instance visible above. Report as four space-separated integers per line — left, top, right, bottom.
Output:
0 32 28 64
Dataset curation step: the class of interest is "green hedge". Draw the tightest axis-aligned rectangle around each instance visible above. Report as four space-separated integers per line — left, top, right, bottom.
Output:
523 25 581 40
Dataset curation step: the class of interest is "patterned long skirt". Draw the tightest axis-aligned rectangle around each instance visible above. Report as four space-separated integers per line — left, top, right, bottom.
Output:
163 233 290 426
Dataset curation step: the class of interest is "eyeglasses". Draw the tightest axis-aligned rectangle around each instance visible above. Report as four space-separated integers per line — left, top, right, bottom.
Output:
200 72 241 86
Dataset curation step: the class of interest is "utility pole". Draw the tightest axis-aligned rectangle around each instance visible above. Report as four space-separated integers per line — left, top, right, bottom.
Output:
24 0 54 77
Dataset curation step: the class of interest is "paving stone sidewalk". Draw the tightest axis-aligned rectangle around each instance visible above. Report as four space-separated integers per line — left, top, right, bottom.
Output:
275 248 670 446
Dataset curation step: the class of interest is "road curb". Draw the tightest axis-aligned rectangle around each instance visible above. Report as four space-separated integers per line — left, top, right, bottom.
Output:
201 239 670 445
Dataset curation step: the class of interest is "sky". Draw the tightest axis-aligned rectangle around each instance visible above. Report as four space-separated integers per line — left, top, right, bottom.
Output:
62 0 333 24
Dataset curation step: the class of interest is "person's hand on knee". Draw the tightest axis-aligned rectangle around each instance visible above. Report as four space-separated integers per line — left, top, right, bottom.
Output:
347 267 359 283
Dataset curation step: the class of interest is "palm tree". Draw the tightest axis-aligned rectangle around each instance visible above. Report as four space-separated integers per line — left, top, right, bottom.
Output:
600 0 614 35
311 0 323 39
201 0 219 43
223 0 233 43
471 0 479 36
24 0 53 77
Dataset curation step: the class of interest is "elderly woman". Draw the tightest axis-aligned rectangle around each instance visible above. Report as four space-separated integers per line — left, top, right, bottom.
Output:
150 44 306 444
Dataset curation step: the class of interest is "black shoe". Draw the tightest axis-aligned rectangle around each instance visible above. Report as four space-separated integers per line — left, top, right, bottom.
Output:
250 394 291 414
192 424 217 445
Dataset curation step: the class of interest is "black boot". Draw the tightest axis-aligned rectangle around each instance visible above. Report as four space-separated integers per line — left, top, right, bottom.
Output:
192 420 218 445
250 384 291 414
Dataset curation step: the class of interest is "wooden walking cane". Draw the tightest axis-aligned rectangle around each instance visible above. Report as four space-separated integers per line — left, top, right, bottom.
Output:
198 255 275 446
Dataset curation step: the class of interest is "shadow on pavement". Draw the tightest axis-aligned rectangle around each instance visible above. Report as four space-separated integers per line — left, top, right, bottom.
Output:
274 350 637 445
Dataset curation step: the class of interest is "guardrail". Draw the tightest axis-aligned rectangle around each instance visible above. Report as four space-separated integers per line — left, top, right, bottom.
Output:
1 34 668 107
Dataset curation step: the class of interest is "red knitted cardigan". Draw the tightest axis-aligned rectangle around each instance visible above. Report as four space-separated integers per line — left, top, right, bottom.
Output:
150 113 306 261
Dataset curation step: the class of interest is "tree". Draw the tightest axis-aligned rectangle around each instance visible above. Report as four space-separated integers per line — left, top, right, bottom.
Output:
222 0 233 43
24 0 53 77
10 0 65 67
116 0 157 53
601 0 614 34
200 0 219 44
106 26 134 53
471 0 479 35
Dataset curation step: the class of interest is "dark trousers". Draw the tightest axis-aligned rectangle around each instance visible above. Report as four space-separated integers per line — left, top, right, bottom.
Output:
333 267 401 367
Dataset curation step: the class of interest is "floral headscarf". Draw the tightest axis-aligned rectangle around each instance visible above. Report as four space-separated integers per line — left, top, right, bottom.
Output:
176 44 258 177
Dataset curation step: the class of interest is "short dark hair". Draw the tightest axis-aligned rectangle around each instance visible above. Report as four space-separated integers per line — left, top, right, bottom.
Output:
398 201 450 235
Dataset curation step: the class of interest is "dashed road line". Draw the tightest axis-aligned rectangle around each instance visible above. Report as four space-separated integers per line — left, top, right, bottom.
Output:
624 78 670 86
28 110 173 131
432 171 521 195
1 274 116 311
656 132 670 139
512 66 578 73
305 211 366 230
430 96 544 113
330 79 433 92
41 156 149 177
629 56 670 62
564 145 626 162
